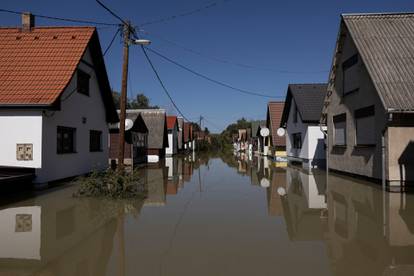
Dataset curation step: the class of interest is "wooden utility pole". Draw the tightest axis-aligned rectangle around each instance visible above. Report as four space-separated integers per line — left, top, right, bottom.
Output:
118 22 131 172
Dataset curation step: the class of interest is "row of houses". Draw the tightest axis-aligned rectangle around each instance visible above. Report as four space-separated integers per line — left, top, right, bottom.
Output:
0 13 201 184
108 110 197 166
234 12 414 188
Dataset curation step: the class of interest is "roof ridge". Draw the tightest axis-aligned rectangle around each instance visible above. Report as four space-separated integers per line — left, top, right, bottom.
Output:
0 26 96 29
342 12 414 18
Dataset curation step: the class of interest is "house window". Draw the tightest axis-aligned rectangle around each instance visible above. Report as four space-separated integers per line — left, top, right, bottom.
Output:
57 126 76 154
342 54 359 95
77 69 90 96
333 114 346 146
355 105 375 146
89 130 102 152
292 133 302 149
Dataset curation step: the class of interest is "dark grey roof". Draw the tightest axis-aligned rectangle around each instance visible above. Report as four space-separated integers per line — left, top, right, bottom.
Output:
251 120 266 138
342 13 414 111
281 84 327 126
126 109 167 149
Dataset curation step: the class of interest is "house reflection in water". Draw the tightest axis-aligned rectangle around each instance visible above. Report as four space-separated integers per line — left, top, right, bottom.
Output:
280 167 328 241
0 186 124 276
144 163 168 207
326 174 414 276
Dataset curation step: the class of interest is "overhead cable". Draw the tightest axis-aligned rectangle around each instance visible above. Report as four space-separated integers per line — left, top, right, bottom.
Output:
139 0 231 27
144 47 283 99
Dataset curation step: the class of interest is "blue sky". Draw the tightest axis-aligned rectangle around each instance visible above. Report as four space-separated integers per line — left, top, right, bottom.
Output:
1 0 414 132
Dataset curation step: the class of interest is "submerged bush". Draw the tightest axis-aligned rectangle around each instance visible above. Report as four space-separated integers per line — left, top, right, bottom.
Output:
73 169 147 199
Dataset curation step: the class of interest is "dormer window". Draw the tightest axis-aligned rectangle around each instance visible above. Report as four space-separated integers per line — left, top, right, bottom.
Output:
342 54 359 95
77 69 90 96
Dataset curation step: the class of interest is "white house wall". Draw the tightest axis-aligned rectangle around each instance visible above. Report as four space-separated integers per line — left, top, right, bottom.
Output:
286 100 325 166
37 46 109 183
0 110 43 168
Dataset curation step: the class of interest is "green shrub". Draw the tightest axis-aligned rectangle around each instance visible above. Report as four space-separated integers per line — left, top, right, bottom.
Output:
73 169 147 199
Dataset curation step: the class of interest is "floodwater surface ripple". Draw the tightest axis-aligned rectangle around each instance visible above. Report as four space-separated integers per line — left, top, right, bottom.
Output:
0 153 413 276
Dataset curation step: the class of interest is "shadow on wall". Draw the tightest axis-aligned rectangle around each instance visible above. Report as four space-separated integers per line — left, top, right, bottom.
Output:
311 138 326 169
398 141 414 186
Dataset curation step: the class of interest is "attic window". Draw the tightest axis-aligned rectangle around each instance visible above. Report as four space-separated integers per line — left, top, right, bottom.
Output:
77 69 90 96
342 54 359 95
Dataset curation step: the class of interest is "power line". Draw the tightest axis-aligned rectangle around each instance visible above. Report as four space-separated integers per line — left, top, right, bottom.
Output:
144 47 283 99
140 30 329 74
95 0 128 26
0 8 119 26
140 46 191 122
139 0 231 27
103 27 121 56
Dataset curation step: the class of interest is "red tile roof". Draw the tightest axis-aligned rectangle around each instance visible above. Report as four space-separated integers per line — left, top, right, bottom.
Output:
166 115 177 130
267 101 285 147
0 27 94 105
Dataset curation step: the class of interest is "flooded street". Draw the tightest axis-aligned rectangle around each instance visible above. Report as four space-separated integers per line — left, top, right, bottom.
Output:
1 153 414 276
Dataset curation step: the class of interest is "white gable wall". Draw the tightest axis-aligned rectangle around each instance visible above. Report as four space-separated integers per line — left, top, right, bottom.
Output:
0 110 43 168
286 100 325 166
36 46 109 183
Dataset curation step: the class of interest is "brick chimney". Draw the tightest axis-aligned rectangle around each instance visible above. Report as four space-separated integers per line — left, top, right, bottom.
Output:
22 12 35 32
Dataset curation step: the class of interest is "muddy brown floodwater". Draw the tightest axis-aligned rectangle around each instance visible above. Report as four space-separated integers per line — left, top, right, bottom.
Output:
0 153 414 276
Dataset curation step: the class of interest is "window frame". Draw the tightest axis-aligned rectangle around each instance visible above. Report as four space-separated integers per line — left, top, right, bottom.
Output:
77 69 90 96
89 130 103 152
57 126 76 154
333 113 347 147
354 105 376 147
342 54 359 96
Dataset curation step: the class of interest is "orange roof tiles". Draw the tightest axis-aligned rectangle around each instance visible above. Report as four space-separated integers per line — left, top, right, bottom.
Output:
267 101 285 147
166 115 177 130
0 27 94 105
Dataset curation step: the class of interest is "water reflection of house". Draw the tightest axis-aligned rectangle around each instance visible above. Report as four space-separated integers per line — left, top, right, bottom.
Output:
326 173 414 275
144 165 168 206
166 157 179 195
267 168 286 216
256 157 271 188
0 187 120 275
281 167 327 241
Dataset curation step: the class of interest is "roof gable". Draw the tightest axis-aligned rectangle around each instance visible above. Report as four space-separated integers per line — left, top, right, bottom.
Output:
166 116 177 130
128 109 167 149
342 13 414 111
0 26 118 122
280 84 327 126
266 101 285 146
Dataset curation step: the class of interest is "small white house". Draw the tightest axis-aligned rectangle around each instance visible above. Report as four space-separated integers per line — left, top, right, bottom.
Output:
280 84 327 169
166 115 178 156
0 14 118 184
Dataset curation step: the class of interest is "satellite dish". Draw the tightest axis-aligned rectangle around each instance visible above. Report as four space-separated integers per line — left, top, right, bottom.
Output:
277 128 286 137
125 119 134 131
277 187 286 196
260 127 270 137
260 178 270 188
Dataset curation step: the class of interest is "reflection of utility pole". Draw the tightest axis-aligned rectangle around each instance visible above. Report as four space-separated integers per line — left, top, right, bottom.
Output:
198 165 202 194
